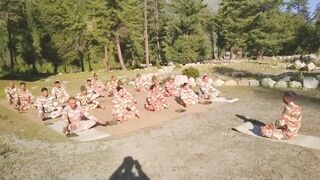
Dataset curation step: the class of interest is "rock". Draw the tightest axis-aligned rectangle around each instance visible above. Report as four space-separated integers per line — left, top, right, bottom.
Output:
249 79 260 87
279 75 292 82
307 62 316 72
174 75 188 86
309 54 318 62
289 81 302 88
274 81 287 88
44 78 51 82
212 79 224 87
231 71 246 77
224 80 238 86
261 78 276 88
302 76 319 89
238 79 250 86
294 60 306 70
316 75 320 81
188 77 196 87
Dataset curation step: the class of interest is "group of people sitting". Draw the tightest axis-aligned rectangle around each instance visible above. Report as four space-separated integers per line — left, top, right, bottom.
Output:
4 72 302 141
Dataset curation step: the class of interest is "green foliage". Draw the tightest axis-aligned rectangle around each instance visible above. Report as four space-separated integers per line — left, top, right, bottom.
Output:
182 66 200 78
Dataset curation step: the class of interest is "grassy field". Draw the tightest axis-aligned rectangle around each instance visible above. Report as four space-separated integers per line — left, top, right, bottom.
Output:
0 104 64 142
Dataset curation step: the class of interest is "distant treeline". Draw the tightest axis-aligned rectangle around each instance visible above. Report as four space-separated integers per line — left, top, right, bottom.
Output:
0 0 319 75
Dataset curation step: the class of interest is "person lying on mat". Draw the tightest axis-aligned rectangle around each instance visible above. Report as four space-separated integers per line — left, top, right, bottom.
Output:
62 97 105 135
261 91 302 140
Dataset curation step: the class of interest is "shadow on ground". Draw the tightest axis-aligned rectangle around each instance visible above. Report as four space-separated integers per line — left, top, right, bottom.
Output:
109 156 150 180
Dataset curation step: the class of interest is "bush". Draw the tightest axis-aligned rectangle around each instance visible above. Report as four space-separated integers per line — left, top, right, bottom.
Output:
182 67 200 78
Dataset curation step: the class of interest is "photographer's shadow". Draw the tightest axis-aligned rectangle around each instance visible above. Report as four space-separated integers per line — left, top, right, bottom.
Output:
109 156 150 180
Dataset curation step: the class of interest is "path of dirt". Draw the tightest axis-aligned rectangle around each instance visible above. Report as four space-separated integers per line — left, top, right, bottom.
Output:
1 87 320 179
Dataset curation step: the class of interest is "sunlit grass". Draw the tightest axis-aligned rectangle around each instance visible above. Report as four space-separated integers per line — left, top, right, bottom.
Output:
0 104 64 142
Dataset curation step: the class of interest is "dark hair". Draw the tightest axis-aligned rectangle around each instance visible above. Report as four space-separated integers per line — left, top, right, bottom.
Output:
116 86 123 92
86 79 91 82
182 82 189 88
283 91 297 101
117 80 124 86
54 81 60 84
41 87 48 92
20 82 26 86
150 84 157 90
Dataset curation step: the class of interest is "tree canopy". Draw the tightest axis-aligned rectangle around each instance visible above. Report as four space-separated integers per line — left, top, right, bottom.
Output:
0 0 319 75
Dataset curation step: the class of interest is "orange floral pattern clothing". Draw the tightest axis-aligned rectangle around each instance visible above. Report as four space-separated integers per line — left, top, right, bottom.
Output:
145 90 167 111
262 102 302 140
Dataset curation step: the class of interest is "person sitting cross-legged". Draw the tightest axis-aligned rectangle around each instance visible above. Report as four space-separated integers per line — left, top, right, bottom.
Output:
14 82 35 112
180 82 203 107
261 91 302 140
62 97 106 135
85 79 101 100
92 73 107 97
112 86 140 123
36 87 62 121
4 81 17 105
199 74 238 103
164 76 179 97
76 85 105 112
145 84 168 112
51 80 70 105
134 73 149 92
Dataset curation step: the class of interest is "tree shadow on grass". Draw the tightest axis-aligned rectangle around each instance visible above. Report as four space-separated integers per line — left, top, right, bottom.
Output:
212 66 320 81
0 72 55 82
109 156 150 180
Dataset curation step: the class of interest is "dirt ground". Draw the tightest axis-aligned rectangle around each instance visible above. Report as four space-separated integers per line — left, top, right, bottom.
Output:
1 86 320 179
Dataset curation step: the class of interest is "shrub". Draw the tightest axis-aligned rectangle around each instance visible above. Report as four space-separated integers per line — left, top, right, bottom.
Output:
182 67 200 78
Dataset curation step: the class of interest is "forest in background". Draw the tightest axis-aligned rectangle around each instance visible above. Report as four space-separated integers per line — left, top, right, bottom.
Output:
0 0 319 75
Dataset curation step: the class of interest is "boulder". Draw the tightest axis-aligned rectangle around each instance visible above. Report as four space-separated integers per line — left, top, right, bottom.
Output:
307 62 316 72
261 78 276 88
302 76 319 89
289 81 302 88
238 79 250 86
232 71 246 77
174 75 188 86
274 81 287 88
294 60 306 70
212 79 225 87
224 80 238 86
279 75 292 82
188 77 196 87
249 79 260 87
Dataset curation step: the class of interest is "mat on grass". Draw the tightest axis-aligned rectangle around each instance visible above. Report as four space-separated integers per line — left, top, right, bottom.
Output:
47 120 110 142
233 122 320 151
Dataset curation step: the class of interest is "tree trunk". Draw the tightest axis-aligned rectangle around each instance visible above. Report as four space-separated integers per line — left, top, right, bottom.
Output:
87 52 92 71
155 0 162 66
6 13 15 74
79 51 85 72
144 0 150 67
115 35 126 70
210 30 216 59
103 45 109 71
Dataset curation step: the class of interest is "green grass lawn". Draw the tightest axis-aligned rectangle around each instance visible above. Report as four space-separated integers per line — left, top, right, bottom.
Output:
0 104 65 142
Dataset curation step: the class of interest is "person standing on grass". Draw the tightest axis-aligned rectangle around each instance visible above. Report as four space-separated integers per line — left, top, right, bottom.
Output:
76 85 105 112
62 97 105 135
36 87 62 121
145 84 168 112
112 86 140 123
261 91 302 140
4 81 17 105
51 80 70 105
14 82 35 112
199 74 238 103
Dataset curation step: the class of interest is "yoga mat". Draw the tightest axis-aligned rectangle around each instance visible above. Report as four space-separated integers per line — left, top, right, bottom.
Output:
47 120 110 142
233 122 320 151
